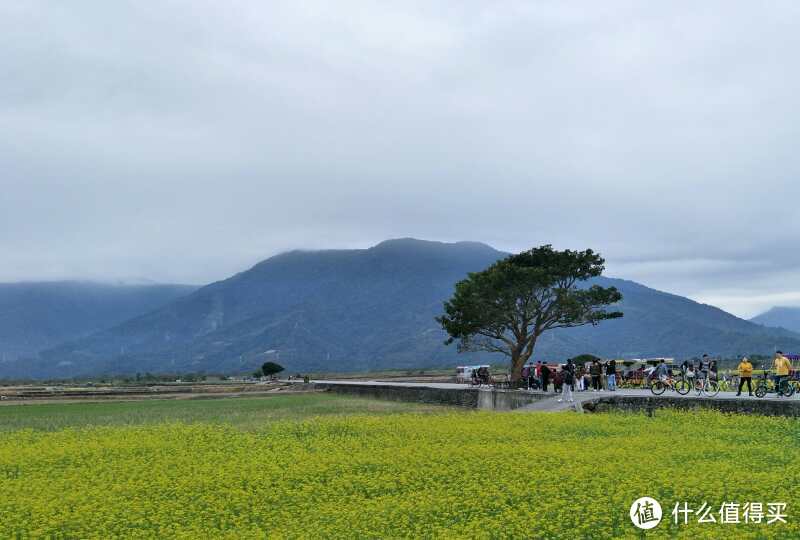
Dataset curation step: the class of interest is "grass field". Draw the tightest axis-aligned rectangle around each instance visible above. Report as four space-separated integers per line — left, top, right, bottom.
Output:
0 394 798 538
0 393 448 431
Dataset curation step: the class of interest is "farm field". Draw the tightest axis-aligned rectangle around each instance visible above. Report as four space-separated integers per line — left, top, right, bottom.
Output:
0 394 798 538
0 393 449 432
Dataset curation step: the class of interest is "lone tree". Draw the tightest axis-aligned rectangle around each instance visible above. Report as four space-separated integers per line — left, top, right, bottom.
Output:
572 353 603 365
437 245 623 382
261 361 285 378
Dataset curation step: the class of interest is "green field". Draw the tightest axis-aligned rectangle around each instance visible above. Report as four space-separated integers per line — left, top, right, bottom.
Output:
0 394 798 538
0 393 448 431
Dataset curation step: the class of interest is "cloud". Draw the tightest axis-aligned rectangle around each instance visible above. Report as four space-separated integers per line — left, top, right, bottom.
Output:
2 1 799 317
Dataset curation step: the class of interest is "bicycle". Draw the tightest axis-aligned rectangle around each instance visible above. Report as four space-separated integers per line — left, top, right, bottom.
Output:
754 370 795 398
692 374 719 397
650 375 691 396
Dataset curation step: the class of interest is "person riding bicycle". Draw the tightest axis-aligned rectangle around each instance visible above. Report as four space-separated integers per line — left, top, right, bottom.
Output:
680 360 689 375
692 355 711 395
695 354 709 383
708 360 718 381
686 363 695 382
653 359 670 382
773 351 792 397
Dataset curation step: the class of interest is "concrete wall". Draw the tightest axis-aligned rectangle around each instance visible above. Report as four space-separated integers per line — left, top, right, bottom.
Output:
582 395 800 417
314 383 547 411
314 382 800 416
476 388 549 410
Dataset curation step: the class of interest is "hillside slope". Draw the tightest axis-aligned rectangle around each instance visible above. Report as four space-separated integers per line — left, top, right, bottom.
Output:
32 240 502 378
16 239 800 378
750 307 800 334
0 282 196 365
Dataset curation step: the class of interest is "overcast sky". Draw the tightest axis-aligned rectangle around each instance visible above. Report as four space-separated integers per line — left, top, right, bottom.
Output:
2 1 799 318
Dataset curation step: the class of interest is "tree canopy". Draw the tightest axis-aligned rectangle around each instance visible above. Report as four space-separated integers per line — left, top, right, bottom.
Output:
261 362 285 377
572 354 604 365
437 245 623 381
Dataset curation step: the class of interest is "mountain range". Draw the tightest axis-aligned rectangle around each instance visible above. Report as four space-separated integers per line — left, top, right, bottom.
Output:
3 239 800 379
750 307 800 334
0 282 195 368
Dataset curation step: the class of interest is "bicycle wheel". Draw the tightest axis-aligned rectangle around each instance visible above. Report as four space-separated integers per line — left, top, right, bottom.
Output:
703 381 719 397
755 384 767 398
780 380 795 397
675 379 691 395
650 381 666 396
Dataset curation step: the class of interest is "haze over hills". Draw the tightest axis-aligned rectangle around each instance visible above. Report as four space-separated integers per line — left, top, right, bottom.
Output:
0 282 197 366
27 239 504 378
750 307 800 334
0 239 795 379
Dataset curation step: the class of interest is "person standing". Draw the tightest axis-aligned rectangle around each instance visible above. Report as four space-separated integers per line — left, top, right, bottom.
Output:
535 361 543 390
606 359 617 392
773 351 792 397
590 360 602 392
559 359 575 403
526 365 536 391
643 364 656 385
736 356 753 396
541 363 551 393
599 362 607 390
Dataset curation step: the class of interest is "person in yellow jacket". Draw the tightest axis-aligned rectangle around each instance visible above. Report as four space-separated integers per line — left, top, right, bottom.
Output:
773 351 792 397
736 356 753 396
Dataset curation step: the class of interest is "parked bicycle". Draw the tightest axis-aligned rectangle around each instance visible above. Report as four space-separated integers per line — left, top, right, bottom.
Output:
754 369 795 398
692 375 719 397
650 375 691 396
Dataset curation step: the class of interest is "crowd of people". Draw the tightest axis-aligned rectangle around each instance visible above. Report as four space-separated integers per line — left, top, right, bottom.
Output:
515 351 796 401
522 358 619 403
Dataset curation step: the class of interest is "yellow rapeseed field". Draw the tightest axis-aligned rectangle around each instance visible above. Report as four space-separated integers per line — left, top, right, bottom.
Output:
0 408 798 538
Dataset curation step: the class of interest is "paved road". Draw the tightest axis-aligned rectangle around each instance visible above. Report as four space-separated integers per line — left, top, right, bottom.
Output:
309 379 793 403
311 379 467 389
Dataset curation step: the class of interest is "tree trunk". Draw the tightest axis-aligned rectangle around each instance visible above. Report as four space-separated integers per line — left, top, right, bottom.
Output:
510 351 526 382
510 334 538 382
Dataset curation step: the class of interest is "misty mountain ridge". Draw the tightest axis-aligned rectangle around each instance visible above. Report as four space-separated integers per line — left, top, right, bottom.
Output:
0 281 197 365
750 306 800 334
4 239 800 379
